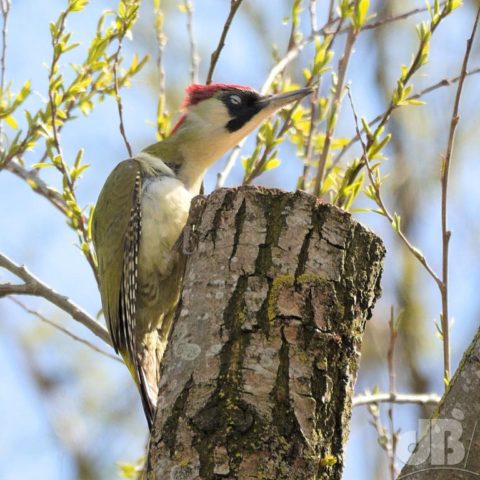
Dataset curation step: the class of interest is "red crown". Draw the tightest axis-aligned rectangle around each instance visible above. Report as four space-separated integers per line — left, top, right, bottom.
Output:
183 83 257 107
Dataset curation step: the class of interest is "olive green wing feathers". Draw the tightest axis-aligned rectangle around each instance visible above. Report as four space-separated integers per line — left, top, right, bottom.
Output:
92 159 142 361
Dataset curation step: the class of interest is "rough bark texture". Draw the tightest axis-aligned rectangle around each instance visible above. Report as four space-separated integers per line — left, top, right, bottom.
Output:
145 186 385 480
398 326 480 479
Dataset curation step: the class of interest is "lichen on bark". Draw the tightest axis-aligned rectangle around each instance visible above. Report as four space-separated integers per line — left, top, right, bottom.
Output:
145 186 385 480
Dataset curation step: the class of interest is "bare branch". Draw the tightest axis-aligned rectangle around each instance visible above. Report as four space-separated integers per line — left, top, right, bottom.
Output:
439 6 480 383
206 0 243 84
0 252 111 346
0 282 32 296
0 0 10 150
308 0 318 33
5 160 68 214
8 297 120 363
153 0 169 141
183 0 199 83
353 392 441 408
358 3 437 32
154 0 167 96
216 142 243 188
387 306 399 479
113 40 133 158
297 92 318 190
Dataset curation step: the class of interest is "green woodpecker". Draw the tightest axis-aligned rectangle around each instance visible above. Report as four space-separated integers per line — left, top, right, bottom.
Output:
92 83 312 429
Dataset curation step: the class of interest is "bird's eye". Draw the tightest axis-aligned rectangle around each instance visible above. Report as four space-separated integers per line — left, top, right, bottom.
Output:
229 94 242 106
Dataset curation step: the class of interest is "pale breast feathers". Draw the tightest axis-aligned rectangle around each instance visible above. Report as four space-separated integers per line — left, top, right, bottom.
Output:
138 174 192 279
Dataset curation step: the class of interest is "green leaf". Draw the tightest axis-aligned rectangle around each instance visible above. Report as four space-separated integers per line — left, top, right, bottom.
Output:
52 154 63 167
353 0 370 29
407 98 426 106
32 162 54 169
63 42 80 53
79 99 93 116
74 148 85 169
5 115 18 129
264 157 281 171
69 0 89 12
392 212 401 232
15 80 31 105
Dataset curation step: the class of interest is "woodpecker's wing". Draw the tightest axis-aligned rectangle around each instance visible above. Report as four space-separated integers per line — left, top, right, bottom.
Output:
92 159 141 360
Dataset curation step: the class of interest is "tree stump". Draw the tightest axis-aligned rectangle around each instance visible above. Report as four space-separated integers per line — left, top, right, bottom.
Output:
145 186 385 480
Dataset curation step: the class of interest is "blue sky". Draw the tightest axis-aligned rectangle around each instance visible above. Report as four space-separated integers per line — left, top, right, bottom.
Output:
1 1 480 479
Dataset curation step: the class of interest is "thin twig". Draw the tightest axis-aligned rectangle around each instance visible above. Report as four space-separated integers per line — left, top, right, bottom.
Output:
387 306 398 480
47 11 68 164
353 392 440 408
0 252 111 346
327 0 335 23
298 89 318 190
358 3 442 32
47 8 98 282
309 0 318 33
206 0 244 84
5 160 67 214
439 6 480 384
183 0 199 83
0 0 10 151
153 0 169 140
297 0 320 190
113 40 133 157
313 16 359 196
216 142 243 188
8 297 120 363
346 88 441 288
154 0 167 96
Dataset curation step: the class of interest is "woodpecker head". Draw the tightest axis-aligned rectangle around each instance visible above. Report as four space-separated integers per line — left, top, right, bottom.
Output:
170 83 311 159
144 83 311 192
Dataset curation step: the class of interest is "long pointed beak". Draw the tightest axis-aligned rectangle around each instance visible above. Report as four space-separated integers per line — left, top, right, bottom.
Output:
259 87 313 111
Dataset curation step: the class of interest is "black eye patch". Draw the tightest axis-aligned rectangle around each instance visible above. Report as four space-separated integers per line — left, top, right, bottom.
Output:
221 90 262 132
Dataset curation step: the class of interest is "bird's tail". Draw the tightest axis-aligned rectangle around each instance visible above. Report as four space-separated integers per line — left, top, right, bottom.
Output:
138 364 157 430
136 308 177 431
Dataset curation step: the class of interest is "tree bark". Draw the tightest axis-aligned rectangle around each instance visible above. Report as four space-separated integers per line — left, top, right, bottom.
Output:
145 186 385 480
398 325 480 479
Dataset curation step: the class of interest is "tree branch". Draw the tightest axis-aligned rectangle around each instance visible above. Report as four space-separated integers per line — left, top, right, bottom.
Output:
313 19 358 196
113 39 133 158
5 160 68 214
0 252 111 346
439 5 480 384
353 392 440 407
183 0 199 84
0 0 10 150
9 297 120 362
205 0 243 84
